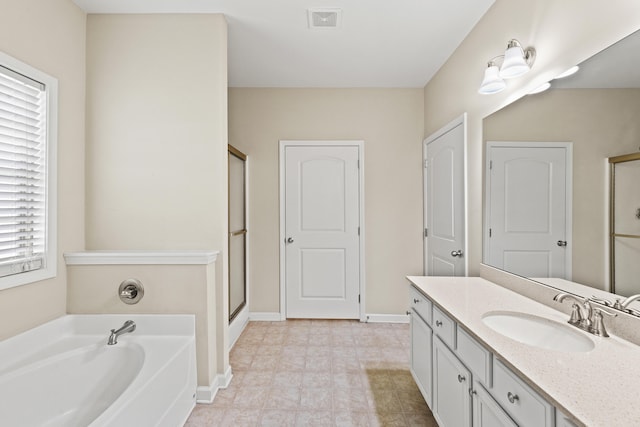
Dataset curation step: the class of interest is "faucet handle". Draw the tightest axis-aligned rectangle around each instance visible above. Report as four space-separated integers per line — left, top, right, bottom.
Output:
568 303 583 325
590 295 613 307
591 307 617 337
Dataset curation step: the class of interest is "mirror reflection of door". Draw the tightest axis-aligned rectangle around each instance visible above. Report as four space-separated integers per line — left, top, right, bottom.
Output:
610 153 640 297
229 145 247 322
485 142 572 279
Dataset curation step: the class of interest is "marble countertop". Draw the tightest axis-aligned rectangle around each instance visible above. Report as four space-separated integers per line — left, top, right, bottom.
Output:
407 276 640 427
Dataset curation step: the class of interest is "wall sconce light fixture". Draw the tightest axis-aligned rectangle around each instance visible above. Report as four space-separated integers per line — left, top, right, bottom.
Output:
478 39 536 95
478 60 507 94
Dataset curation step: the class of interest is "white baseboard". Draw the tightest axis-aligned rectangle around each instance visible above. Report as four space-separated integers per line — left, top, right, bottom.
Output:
196 384 217 404
195 366 234 404
217 365 233 388
229 307 249 350
248 312 408 323
364 313 410 323
249 312 282 321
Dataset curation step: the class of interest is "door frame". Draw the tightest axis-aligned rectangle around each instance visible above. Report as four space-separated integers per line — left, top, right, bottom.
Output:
423 114 468 276
279 140 365 321
484 141 573 280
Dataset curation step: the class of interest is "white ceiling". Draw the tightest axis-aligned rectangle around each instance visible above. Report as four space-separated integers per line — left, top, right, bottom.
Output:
72 0 495 88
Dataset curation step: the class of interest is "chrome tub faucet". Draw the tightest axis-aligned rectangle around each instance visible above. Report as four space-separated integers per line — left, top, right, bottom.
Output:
107 320 136 345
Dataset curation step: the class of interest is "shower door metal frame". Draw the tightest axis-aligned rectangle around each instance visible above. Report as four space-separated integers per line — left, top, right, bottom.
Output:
229 145 247 322
609 151 640 294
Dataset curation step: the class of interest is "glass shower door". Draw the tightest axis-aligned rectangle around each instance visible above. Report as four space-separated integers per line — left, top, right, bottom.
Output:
229 145 247 321
610 152 640 296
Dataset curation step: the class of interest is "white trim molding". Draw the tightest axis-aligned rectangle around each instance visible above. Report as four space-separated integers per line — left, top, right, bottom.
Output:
63 250 219 265
365 314 410 324
249 312 283 322
196 366 233 404
229 306 250 349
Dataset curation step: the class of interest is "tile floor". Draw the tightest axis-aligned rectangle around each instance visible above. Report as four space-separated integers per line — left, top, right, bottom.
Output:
185 319 437 427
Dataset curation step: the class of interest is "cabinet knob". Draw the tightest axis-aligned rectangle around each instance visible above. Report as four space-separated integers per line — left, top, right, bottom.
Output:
406 310 411 316
457 374 466 383
507 392 519 404
413 298 420 304
469 389 477 396
435 320 443 327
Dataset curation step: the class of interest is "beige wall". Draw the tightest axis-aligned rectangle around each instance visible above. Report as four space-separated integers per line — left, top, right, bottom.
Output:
0 0 86 339
85 14 230 383
424 0 640 276
67 263 217 387
229 88 424 315
484 89 640 289
85 14 228 253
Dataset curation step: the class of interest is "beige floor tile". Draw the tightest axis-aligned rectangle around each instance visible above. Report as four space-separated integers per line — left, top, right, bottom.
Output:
403 412 439 427
251 355 281 371
264 386 302 410
369 412 408 427
302 372 332 388
231 386 270 408
332 371 363 388
295 410 335 426
305 356 332 371
334 411 371 427
221 408 262 427
183 405 225 426
273 371 304 387
333 387 371 412
242 371 274 387
185 319 436 426
300 387 333 410
260 409 298 426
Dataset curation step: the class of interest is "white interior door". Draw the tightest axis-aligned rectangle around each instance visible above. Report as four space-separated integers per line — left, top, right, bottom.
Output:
485 143 571 279
424 118 466 276
282 143 361 319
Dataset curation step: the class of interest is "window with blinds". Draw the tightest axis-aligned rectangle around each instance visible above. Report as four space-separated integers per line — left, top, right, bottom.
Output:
0 59 54 286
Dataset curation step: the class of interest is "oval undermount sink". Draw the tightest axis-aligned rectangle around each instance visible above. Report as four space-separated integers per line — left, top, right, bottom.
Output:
482 311 595 353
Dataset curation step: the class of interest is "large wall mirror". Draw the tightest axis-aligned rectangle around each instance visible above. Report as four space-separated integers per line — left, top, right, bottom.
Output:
482 28 640 313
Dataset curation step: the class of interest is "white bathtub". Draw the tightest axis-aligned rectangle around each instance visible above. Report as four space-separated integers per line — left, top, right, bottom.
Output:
0 314 197 427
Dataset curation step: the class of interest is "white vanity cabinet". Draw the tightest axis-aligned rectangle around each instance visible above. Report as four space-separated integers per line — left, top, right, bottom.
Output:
432 336 472 427
472 380 517 427
409 309 433 407
409 284 562 427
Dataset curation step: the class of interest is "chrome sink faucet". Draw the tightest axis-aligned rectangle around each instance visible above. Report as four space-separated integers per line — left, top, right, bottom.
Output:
615 294 640 310
553 293 616 337
553 293 592 327
107 320 136 345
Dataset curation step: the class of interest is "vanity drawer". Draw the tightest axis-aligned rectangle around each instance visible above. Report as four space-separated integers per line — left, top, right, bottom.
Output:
410 286 432 325
492 359 554 427
556 411 578 427
457 326 492 386
432 306 456 349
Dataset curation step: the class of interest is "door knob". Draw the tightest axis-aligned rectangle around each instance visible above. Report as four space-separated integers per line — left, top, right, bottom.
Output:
557 240 567 247
286 237 294 244
451 250 463 257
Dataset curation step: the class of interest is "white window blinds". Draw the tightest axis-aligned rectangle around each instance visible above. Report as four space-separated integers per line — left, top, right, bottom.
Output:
0 65 47 278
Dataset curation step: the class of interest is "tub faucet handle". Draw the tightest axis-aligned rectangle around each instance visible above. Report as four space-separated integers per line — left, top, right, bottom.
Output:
118 279 144 305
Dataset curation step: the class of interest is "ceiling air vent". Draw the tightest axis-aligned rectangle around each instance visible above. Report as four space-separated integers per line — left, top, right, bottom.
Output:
308 8 342 29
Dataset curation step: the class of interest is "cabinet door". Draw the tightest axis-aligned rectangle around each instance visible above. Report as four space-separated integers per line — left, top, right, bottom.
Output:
432 336 472 427
410 309 433 408
472 380 517 427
